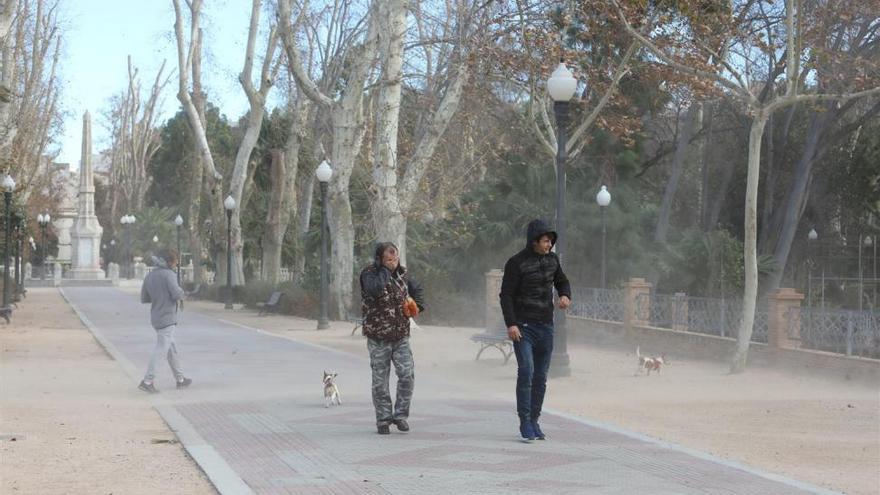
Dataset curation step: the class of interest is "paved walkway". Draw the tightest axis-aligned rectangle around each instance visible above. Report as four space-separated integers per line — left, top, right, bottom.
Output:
61 287 838 495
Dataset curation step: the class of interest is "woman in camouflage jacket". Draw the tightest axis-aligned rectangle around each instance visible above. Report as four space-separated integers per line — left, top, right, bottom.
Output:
359 242 425 434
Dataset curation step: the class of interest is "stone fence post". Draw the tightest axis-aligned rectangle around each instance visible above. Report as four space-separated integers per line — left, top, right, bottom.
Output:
485 269 504 330
108 263 120 285
624 278 652 328
767 288 804 350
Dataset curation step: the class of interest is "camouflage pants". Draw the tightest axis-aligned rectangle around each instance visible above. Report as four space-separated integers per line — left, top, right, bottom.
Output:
367 336 414 425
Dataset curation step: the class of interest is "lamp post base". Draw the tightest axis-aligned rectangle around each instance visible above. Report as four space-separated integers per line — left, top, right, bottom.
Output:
548 352 571 378
317 319 329 330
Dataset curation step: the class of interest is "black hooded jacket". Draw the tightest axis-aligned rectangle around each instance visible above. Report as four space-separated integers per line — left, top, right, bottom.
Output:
499 219 572 327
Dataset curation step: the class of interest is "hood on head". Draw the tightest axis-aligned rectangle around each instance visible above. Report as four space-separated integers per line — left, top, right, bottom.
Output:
151 255 168 269
525 219 557 250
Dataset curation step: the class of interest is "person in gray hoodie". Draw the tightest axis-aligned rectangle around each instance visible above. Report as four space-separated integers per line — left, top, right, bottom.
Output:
138 248 191 393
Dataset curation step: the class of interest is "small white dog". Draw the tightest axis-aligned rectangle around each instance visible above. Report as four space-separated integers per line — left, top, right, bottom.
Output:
323 371 342 407
635 346 667 376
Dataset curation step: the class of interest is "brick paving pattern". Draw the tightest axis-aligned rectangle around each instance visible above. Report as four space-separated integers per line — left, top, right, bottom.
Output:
63 288 835 495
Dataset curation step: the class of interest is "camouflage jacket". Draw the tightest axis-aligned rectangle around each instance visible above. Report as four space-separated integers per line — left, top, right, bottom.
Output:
359 263 425 341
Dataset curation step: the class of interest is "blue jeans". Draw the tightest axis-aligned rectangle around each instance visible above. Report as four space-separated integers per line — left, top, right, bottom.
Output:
513 322 554 421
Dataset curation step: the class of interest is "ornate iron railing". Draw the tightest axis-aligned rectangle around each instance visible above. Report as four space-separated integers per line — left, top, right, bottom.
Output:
636 293 768 343
788 307 880 358
568 287 625 322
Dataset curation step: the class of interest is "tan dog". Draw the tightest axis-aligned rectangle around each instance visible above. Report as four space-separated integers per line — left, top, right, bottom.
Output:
635 346 666 376
323 371 342 407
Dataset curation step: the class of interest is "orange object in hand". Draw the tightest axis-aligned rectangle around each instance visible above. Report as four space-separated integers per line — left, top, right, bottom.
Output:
403 296 419 318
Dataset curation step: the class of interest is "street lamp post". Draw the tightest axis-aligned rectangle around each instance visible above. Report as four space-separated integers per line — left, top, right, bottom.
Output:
315 160 333 330
866 236 876 308
224 196 236 310
547 60 578 378
174 215 184 285
37 213 50 280
2 174 16 309
596 185 611 289
807 228 818 310
13 215 21 299
109 239 116 266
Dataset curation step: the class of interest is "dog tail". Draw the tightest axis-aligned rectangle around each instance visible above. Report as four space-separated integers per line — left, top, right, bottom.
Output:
636 346 641 359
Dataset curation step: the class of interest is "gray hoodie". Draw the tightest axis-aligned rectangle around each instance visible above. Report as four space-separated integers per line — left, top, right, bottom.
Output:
140 257 186 329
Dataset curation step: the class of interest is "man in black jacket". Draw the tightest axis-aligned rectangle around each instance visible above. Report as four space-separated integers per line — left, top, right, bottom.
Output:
499 219 571 442
359 242 425 435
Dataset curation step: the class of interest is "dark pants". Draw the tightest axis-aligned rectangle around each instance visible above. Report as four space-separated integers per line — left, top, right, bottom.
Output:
513 322 554 422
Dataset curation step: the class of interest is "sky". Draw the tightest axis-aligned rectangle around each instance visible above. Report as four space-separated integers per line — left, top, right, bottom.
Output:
56 0 260 168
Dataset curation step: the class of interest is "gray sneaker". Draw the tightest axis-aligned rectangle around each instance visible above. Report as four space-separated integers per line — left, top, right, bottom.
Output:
176 377 192 389
138 381 159 394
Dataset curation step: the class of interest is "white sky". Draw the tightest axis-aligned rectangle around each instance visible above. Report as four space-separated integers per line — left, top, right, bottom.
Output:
56 0 259 168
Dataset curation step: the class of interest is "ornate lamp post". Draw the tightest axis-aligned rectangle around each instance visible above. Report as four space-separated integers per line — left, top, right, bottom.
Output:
596 185 611 289
2 174 16 309
807 228 818 309
13 214 22 299
109 239 116 265
865 235 876 308
28 236 34 282
315 160 333 330
547 60 578 378
174 214 184 285
224 195 236 310
121 214 136 278
37 213 50 280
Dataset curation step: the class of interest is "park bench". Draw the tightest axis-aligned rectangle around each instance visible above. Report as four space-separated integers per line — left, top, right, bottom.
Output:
470 327 514 364
257 291 284 316
348 313 364 335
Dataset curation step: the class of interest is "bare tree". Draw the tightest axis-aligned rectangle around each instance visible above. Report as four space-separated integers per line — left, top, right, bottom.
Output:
613 0 880 372
369 0 493 263
3 0 62 201
172 0 222 183
225 0 280 286
107 56 170 214
278 0 378 317
262 85 311 284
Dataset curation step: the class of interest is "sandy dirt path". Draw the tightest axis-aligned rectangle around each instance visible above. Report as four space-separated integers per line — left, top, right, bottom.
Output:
186 299 879 495
0 288 216 495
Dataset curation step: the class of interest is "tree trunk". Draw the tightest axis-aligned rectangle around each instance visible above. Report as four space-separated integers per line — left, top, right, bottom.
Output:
765 109 833 291
758 112 775 252
227 0 277 287
261 149 286 284
655 104 700 243
699 103 715 231
292 172 314 285
730 114 767 374
188 30 206 286
370 0 407 259
328 182 355 319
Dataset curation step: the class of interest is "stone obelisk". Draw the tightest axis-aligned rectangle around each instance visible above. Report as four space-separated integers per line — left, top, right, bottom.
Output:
69 111 105 279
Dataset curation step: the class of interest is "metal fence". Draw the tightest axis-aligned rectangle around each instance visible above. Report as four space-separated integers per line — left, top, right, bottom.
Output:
788 307 880 359
568 287 625 322
635 293 768 343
